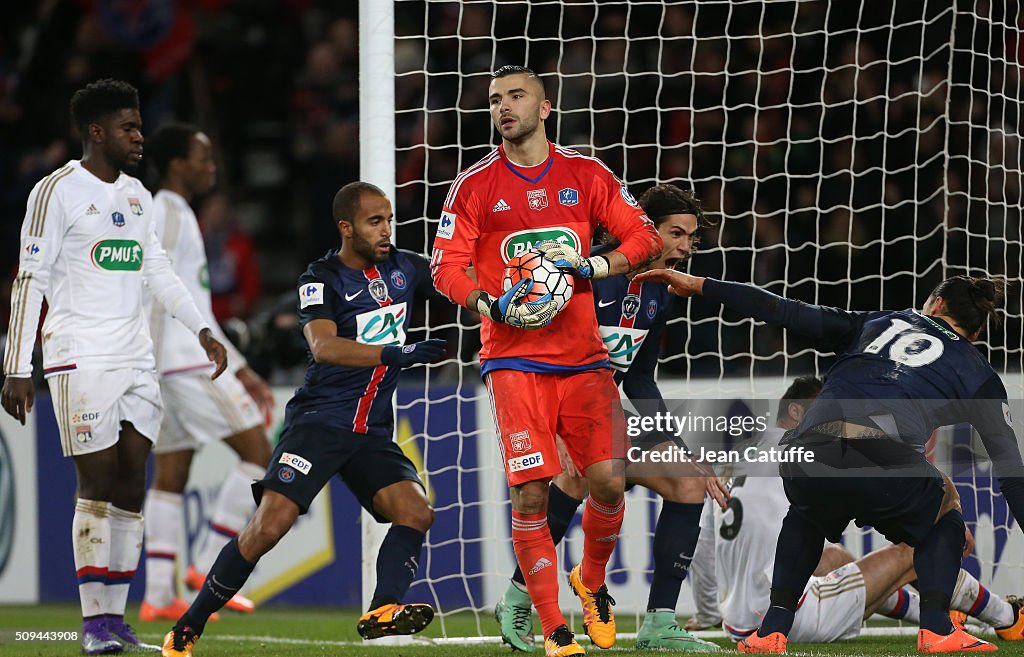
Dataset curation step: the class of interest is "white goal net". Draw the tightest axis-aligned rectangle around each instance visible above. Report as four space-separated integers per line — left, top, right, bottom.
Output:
365 0 1024 639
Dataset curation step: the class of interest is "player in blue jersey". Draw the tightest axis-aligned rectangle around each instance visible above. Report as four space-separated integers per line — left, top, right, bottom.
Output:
161 182 446 657
634 268 1024 654
495 184 727 652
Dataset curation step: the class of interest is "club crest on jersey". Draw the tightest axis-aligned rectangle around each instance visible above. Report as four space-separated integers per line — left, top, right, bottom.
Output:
390 270 407 290
111 211 125 227
622 294 641 320
558 188 579 206
509 430 532 453
647 299 658 319
368 278 389 303
619 184 639 208
128 197 143 216
526 188 548 211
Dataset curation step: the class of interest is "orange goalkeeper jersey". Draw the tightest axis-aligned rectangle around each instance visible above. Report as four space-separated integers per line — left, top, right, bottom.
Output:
430 142 662 375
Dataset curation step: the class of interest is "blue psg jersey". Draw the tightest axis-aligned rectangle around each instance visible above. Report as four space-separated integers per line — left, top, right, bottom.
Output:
591 275 672 405
285 248 433 437
799 308 1016 451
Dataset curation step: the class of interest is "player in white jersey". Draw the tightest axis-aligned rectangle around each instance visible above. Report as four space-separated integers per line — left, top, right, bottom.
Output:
689 376 1024 644
139 122 273 622
0 80 227 655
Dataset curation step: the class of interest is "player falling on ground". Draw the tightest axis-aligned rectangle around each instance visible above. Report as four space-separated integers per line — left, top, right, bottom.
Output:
635 268 1024 654
160 182 445 657
494 183 725 653
431 65 662 657
688 376 1024 644
0 79 227 656
140 122 275 622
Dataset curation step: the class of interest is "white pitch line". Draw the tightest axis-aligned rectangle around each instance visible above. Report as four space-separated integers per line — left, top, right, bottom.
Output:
141 624 924 649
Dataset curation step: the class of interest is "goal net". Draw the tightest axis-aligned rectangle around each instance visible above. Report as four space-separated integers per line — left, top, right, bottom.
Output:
374 0 1024 639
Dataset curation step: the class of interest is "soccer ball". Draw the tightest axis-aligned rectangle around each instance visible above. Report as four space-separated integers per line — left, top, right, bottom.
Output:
503 250 574 312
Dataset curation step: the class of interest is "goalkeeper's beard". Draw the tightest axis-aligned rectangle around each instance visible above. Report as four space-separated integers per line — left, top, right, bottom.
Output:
497 113 541 144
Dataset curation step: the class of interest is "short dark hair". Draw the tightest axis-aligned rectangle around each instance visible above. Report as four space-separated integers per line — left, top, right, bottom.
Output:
638 184 716 229
69 79 140 135
491 65 546 98
928 275 1007 335
777 375 823 420
333 181 386 223
147 122 201 180
595 183 716 250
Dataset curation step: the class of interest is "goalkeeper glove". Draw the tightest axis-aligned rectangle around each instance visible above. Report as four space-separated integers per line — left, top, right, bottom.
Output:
476 278 558 329
381 339 447 368
534 240 610 280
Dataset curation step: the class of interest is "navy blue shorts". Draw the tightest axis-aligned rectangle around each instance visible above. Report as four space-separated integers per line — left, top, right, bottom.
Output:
253 422 423 522
779 434 945 546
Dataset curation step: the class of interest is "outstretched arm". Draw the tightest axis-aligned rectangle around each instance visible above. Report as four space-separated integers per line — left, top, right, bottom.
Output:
634 270 871 349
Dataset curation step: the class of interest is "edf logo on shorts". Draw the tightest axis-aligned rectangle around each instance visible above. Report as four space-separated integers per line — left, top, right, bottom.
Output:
279 452 311 475
508 452 544 472
299 282 324 309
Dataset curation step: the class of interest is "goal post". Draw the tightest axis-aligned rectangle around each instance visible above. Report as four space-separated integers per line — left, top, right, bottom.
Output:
358 0 396 623
358 0 1023 640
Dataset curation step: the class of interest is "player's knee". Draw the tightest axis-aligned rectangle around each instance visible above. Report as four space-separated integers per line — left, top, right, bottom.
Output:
231 429 272 467
656 475 705 503
587 474 625 504
77 479 115 502
395 502 434 533
552 472 588 499
246 514 293 556
511 482 549 515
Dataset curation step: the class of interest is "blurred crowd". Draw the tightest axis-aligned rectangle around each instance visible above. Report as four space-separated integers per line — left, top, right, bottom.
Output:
0 0 1021 385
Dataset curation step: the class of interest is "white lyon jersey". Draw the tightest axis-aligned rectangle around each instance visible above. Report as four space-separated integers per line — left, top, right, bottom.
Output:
3 160 206 378
149 189 244 375
711 428 791 634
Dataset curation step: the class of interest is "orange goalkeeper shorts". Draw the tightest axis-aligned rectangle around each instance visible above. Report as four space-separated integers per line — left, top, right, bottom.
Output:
484 367 627 486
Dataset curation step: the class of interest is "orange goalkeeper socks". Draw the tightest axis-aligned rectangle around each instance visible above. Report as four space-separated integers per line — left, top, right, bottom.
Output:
511 510 565 638
580 496 624 591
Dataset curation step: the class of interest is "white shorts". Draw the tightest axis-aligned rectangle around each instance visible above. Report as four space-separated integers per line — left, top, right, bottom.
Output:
789 562 865 642
49 368 162 457
153 369 263 454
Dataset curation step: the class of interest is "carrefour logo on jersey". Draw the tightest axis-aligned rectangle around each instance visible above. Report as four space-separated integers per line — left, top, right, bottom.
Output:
500 227 581 263
90 239 143 271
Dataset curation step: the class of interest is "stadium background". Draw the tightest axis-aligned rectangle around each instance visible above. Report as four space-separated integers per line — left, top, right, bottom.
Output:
0 0 1022 638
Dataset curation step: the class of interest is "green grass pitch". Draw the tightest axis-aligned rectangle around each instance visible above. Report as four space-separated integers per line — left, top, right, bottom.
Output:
3 604 1024 656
